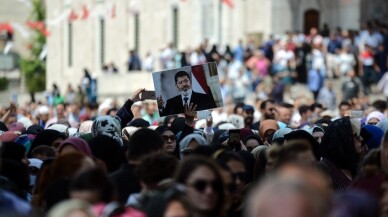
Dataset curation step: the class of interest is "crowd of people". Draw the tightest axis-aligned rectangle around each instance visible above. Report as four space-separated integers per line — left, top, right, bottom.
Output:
0 21 387 217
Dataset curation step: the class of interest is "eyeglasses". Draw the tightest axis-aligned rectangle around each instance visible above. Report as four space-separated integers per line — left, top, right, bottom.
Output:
162 135 176 141
188 179 222 193
177 79 190 85
232 172 247 182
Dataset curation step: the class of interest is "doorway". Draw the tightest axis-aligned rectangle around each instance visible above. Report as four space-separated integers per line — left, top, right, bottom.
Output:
304 9 319 34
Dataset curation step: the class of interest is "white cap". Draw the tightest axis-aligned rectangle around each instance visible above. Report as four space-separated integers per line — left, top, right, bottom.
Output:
38 106 49 115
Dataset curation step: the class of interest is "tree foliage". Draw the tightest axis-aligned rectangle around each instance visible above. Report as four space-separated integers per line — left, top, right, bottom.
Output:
20 0 46 94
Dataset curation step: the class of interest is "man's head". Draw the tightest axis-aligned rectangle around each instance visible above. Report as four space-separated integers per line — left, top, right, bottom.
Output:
339 101 351 118
243 105 255 126
260 100 276 120
299 105 312 122
276 103 293 125
175 71 192 96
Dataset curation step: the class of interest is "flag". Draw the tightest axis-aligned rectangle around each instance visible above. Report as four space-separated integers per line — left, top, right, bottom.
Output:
82 5 89 20
68 9 79 21
111 3 116 18
222 0 234 8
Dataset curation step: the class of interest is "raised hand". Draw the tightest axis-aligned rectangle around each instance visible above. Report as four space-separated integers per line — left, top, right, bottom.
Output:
130 88 145 102
184 102 197 126
157 96 165 109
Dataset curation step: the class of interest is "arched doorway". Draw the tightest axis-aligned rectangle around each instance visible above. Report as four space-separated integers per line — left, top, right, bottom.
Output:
304 9 319 34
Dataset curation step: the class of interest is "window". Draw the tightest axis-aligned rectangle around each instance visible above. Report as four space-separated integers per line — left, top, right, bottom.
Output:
68 22 73 67
134 13 140 52
100 18 105 65
172 7 179 48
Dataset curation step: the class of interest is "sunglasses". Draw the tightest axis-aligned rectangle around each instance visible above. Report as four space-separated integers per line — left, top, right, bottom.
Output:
189 179 222 193
162 135 176 141
232 172 247 182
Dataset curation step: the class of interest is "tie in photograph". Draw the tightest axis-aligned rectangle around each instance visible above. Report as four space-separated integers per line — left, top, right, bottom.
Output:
184 97 189 105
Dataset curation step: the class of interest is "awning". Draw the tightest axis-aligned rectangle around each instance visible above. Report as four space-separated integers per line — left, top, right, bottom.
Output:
0 23 14 33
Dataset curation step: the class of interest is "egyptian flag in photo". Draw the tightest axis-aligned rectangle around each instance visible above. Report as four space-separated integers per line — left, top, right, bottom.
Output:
191 64 216 103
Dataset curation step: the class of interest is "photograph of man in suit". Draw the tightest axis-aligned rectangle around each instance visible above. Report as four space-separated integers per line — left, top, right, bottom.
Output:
157 70 217 116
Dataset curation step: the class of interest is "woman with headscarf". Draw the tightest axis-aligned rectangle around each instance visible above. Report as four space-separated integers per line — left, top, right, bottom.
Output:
57 137 92 157
319 117 364 191
366 111 385 125
91 116 123 146
259 120 279 145
28 129 67 157
179 134 208 160
155 126 179 158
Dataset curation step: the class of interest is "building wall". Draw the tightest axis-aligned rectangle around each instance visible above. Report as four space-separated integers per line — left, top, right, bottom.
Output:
45 0 371 96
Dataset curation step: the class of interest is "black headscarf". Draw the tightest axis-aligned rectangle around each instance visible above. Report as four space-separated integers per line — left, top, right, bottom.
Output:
284 130 320 160
319 117 359 174
1 142 26 162
29 129 67 156
170 117 185 135
89 135 126 173
0 121 8 131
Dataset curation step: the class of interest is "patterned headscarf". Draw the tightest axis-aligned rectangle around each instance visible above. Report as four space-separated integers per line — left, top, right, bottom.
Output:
92 116 123 146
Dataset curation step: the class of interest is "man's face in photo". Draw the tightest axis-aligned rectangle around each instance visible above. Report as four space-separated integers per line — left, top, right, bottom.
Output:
176 75 192 96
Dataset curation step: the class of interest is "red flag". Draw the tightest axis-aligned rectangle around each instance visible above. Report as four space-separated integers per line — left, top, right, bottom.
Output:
81 5 89 20
25 21 50 37
111 4 116 18
68 9 79 21
222 0 234 8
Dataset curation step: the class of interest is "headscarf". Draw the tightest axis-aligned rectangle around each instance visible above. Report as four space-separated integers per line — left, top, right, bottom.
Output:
79 120 93 133
272 128 293 140
8 123 26 133
361 125 384 150
376 119 388 132
170 117 185 135
92 116 122 146
320 117 359 174
89 135 126 173
155 126 173 135
47 124 69 135
0 121 8 131
127 118 150 128
179 134 208 159
25 125 44 135
259 120 279 138
2 141 26 162
366 111 385 124
0 131 19 143
29 129 67 156
284 130 320 160
58 137 92 156
242 134 263 146
17 117 33 129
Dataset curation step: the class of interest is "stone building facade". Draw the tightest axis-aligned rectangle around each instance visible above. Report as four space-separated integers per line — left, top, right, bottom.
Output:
45 0 386 95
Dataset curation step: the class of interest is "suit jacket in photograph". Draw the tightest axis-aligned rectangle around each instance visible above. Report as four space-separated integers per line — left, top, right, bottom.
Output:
160 91 216 116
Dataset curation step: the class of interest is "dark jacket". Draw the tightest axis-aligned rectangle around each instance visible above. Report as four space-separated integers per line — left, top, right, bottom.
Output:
160 91 216 116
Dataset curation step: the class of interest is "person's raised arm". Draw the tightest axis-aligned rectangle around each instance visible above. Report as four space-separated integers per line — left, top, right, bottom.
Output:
116 88 145 128
177 103 197 146
1 102 16 124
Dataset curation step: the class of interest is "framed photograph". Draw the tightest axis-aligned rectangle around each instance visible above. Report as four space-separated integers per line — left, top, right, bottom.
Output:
152 62 223 117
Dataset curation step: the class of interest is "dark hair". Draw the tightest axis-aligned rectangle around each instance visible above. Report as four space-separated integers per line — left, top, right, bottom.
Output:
163 115 177 126
372 100 387 113
49 152 91 183
1 142 26 162
233 102 245 114
310 103 323 111
260 100 275 110
127 128 164 161
31 145 56 159
135 152 178 188
174 71 191 84
175 156 225 217
215 151 246 168
339 101 351 109
298 105 311 115
278 102 294 109
69 169 116 203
